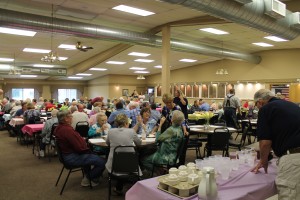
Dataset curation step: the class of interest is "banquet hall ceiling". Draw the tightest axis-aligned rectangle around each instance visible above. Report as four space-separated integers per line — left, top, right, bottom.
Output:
0 0 299 81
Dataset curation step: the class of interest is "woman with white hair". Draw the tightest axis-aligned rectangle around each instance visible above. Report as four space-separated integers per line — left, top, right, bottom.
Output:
88 106 103 126
141 110 185 171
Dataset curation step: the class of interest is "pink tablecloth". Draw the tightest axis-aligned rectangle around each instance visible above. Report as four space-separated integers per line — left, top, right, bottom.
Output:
126 160 277 200
21 124 44 136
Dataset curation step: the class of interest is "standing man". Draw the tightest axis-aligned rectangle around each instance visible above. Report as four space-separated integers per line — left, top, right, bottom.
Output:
54 110 105 186
222 89 241 128
251 89 300 199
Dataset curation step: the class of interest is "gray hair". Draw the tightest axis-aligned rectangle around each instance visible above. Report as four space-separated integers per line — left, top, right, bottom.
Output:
70 106 78 113
254 89 275 102
51 109 59 117
96 112 107 121
15 100 21 106
57 110 70 123
92 106 102 113
171 110 184 126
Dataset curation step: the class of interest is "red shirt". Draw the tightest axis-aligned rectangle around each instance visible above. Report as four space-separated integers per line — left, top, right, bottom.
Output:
54 124 90 154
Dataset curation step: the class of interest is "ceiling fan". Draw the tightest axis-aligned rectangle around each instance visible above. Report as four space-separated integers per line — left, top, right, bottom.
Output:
75 42 93 52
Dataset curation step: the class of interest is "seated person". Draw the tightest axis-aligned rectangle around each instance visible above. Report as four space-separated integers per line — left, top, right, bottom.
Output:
105 113 142 195
216 102 224 121
38 109 59 157
107 101 130 127
199 99 210 111
150 103 161 122
137 107 157 135
54 110 105 187
14 102 27 118
88 113 111 154
142 110 184 171
88 106 102 126
246 101 259 119
10 100 22 117
23 103 40 124
190 100 200 113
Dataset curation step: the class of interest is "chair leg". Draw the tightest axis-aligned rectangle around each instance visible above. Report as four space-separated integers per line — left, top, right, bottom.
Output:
108 176 111 200
55 166 65 186
60 169 72 195
151 165 155 177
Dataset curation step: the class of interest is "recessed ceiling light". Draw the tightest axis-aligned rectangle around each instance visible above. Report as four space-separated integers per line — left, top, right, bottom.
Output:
23 48 50 53
134 59 154 63
106 61 126 65
58 44 76 50
0 27 36 37
134 71 149 74
264 36 288 42
33 64 54 68
76 73 92 76
154 65 162 68
130 67 146 70
0 64 11 70
68 76 83 79
200 28 229 35
0 58 14 62
89 68 107 71
59 57 68 61
112 5 155 16
128 52 150 57
252 42 273 47
20 75 37 78
179 59 197 62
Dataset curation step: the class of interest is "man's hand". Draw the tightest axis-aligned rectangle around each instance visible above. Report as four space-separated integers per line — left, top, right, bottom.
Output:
251 160 268 174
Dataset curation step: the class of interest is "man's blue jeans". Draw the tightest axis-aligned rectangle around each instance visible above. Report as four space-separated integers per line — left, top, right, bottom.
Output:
63 153 105 181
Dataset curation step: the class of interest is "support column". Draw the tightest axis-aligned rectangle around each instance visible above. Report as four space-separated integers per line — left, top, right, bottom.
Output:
161 26 171 95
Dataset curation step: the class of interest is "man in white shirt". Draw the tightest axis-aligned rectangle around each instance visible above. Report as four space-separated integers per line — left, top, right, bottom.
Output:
71 103 89 129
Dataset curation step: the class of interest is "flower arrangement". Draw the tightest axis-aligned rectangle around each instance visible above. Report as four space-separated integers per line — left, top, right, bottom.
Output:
201 111 214 125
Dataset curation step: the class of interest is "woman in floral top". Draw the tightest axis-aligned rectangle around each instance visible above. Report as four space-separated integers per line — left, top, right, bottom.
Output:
23 102 40 124
142 110 184 171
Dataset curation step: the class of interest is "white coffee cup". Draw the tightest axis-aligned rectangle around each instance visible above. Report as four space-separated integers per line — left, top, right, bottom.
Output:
178 165 188 172
187 173 200 185
169 167 178 175
166 174 179 186
178 171 188 182
187 162 196 168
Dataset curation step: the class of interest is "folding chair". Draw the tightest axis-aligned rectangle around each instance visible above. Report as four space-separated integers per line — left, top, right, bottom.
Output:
204 128 230 157
55 139 92 195
75 121 89 139
108 145 141 200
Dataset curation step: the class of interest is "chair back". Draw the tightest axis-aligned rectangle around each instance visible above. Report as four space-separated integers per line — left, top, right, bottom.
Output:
177 136 188 166
50 123 58 143
210 128 230 150
75 121 89 138
111 146 139 176
209 114 219 125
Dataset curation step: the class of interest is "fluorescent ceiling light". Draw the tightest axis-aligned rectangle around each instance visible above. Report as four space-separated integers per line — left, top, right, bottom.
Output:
20 75 37 78
33 64 54 68
0 27 36 37
89 68 107 71
23 48 50 53
76 73 92 76
130 67 146 70
68 76 83 79
0 64 11 70
200 28 229 35
112 5 155 16
0 58 14 62
134 71 149 74
154 65 162 68
106 61 126 65
252 42 273 47
59 57 68 60
128 52 150 57
134 59 154 63
264 36 288 42
179 59 197 62
58 44 76 50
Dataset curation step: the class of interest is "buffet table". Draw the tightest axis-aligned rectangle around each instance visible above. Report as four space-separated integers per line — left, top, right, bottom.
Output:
126 160 278 200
